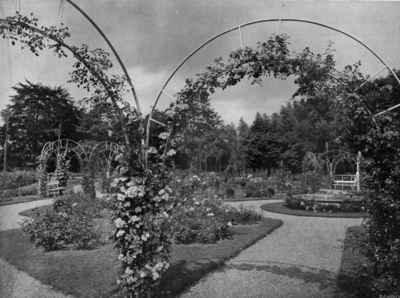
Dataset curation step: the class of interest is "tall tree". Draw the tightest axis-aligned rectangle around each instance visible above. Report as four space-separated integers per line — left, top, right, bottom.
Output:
0 80 81 168
166 83 221 173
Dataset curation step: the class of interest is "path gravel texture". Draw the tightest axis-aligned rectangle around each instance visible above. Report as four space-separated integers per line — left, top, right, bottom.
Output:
0 196 71 298
0 198 54 231
179 200 363 298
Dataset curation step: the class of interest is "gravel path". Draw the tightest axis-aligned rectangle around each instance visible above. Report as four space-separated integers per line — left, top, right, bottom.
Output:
0 197 72 298
179 199 363 298
0 198 54 231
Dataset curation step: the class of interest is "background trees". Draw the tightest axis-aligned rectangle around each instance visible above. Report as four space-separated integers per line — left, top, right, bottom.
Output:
0 80 82 168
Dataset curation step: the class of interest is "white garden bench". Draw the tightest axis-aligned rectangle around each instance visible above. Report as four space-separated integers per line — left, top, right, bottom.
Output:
46 177 65 197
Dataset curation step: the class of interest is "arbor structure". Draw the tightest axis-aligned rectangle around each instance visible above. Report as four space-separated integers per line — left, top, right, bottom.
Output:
37 139 121 196
303 150 362 190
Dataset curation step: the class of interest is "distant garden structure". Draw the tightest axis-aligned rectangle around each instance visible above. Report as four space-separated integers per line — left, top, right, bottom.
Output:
37 139 121 197
303 150 362 191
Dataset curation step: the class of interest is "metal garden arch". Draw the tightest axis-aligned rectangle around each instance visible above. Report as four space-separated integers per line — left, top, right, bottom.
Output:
146 18 400 145
38 139 122 196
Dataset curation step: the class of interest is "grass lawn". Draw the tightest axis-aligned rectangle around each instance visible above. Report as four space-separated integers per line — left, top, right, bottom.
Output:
261 202 368 218
335 226 373 297
0 209 282 298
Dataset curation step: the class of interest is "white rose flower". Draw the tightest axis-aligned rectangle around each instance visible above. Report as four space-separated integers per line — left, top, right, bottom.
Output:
167 149 176 156
116 230 125 238
131 215 140 222
114 218 125 228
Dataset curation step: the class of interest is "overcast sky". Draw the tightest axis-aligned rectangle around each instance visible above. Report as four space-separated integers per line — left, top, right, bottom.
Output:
1 0 400 125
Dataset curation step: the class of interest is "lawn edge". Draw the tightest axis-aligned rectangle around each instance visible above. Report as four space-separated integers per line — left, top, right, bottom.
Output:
151 218 283 298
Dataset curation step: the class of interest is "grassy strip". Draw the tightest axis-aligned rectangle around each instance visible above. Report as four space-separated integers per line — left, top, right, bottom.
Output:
335 226 373 297
0 213 282 298
261 202 368 218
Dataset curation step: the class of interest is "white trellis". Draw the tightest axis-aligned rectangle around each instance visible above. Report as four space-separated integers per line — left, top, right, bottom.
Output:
38 139 122 196
303 150 362 191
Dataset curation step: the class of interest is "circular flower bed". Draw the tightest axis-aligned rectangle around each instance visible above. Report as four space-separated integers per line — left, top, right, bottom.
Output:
284 194 369 213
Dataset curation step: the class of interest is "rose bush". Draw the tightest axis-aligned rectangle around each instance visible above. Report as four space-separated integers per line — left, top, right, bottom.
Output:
20 192 101 251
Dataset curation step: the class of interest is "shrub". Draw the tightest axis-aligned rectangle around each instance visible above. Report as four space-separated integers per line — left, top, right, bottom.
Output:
225 187 235 198
362 195 400 295
0 169 36 190
267 187 275 197
20 192 101 251
172 214 231 244
20 209 71 251
54 192 102 218
244 181 275 198
223 204 262 224
171 193 262 244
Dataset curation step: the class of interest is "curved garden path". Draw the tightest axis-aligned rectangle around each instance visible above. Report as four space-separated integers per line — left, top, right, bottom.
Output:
0 195 364 298
0 197 74 298
179 199 363 298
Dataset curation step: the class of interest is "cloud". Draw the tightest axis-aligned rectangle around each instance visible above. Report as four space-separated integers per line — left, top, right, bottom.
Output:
127 66 183 116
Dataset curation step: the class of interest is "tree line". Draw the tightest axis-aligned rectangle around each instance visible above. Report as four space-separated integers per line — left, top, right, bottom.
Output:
1 66 399 176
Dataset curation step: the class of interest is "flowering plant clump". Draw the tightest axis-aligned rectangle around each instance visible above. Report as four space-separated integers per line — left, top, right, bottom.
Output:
170 174 208 200
36 163 47 198
55 150 71 188
110 147 175 297
20 192 101 251
284 194 368 213
171 196 232 244
170 176 263 244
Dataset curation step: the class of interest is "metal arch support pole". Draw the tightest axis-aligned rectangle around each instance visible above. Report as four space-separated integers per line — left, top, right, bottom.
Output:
161 89 176 101
66 0 141 114
238 26 243 49
355 66 388 92
278 19 282 35
374 103 400 117
57 0 66 30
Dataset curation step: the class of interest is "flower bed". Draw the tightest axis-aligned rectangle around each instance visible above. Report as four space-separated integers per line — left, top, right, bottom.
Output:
20 192 103 251
284 194 369 213
171 196 262 244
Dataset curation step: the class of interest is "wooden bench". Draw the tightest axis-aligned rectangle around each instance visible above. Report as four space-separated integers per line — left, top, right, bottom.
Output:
333 180 357 191
46 180 66 197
